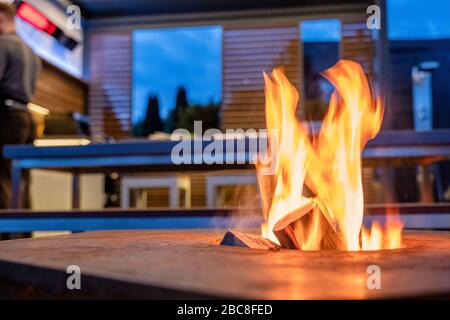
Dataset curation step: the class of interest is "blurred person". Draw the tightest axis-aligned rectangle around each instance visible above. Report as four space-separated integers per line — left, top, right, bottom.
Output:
0 2 40 219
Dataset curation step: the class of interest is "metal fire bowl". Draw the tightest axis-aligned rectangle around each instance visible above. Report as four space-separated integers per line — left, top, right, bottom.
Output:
0 229 449 299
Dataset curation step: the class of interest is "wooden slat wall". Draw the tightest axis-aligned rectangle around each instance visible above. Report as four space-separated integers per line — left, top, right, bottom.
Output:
32 61 86 114
89 14 378 208
190 173 207 207
88 32 132 138
221 25 300 130
340 19 374 81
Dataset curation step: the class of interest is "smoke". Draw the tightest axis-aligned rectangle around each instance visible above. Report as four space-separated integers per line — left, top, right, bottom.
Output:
209 179 264 233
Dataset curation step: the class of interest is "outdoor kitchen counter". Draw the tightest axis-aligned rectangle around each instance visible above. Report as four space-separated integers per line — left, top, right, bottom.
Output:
0 229 449 299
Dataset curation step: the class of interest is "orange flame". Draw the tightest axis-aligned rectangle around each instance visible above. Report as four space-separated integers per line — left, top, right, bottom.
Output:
258 60 402 251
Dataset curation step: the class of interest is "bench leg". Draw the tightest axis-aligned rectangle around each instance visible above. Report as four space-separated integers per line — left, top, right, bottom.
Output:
380 167 397 203
72 173 80 209
169 185 179 208
11 161 22 209
418 165 434 202
4 161 31 240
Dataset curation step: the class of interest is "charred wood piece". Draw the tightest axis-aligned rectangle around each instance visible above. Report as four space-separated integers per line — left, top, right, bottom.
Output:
220 230 280 250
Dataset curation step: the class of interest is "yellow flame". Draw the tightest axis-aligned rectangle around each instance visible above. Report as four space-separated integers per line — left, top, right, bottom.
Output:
258 60 402 251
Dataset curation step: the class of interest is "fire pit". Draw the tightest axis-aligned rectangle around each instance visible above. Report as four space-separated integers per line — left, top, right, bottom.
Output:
1 61 448 300
0 229 449 299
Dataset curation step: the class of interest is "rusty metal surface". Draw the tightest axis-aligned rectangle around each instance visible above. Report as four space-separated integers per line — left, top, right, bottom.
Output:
0 229 449 299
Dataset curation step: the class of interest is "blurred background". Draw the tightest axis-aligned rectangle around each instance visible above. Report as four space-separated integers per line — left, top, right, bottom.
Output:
2 0 449 215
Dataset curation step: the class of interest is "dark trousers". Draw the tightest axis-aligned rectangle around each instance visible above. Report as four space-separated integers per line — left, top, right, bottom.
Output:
0 109 35 240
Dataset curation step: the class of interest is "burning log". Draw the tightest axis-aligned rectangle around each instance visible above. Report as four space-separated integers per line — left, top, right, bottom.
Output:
273 201 345 250
314 201 345 250
272 202 316 249
320 219 345 250
220 230 280 250
256 172 275 221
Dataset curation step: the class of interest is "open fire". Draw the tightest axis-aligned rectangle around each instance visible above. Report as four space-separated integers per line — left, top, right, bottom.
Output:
255 60 403 251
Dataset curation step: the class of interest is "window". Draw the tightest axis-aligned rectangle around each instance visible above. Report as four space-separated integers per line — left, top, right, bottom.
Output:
132 26 222 135
300 19 341 121
386 0 450 202
387 0 450 130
